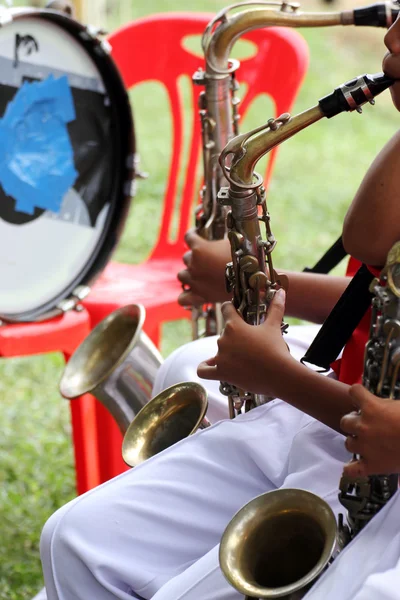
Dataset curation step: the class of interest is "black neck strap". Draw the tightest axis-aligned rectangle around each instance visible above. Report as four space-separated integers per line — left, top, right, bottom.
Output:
301 264 374 371
303 236 347 275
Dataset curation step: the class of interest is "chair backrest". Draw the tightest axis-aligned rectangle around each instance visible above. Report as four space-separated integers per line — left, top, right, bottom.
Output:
108 13 309 261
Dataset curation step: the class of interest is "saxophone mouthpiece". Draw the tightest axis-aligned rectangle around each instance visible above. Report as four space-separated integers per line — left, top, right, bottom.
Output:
319 72 394 118
353 2 399 28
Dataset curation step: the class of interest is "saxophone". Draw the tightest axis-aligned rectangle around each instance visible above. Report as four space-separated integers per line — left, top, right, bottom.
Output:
338 242 400 544
217 72 393 599
217 72 393 418
190 0 398 340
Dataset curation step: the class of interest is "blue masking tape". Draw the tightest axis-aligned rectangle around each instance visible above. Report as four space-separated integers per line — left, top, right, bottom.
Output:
0 74 78 215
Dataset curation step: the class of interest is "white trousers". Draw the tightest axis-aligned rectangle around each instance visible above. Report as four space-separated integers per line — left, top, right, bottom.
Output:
40 325 360 600
304 489 400 600
41 402 348 599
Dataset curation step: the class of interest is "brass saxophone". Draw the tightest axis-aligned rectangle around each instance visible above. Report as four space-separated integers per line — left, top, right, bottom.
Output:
190 0 398 340
217 72 393 598
217 72 393 418
338 241 400 543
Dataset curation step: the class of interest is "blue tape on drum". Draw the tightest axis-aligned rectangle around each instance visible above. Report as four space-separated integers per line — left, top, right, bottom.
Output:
0 75 78 215
0 8 135 322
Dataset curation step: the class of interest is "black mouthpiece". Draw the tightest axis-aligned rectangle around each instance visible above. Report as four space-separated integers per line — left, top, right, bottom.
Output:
318 73 394 119
353 2 398 28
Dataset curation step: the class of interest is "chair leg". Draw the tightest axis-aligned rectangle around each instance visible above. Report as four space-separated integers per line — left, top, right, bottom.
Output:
69 393 102 495
64 351 102 495
145 322 162 348
94 402 130 482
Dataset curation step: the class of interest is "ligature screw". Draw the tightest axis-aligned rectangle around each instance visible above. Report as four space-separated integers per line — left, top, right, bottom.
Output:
267 113 291 131
356 107 363 114
369 99 376 105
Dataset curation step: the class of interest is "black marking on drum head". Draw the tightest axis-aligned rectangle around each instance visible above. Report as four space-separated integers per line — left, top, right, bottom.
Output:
14 34 39 68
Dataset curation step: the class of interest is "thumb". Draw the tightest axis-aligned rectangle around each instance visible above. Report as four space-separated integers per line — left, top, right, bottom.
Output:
221 301 241 325
184 228 202 249
342 458 368 479
264 288 286 328
349 384 375 412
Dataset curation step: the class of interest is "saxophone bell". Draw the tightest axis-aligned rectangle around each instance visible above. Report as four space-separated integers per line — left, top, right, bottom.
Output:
60 304 163 434
219 489 337 600
122 381 210 467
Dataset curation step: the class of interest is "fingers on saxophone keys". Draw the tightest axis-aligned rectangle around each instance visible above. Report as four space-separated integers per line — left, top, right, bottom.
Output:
178 291 205 307
344 434 360 454
340 410 361 436
178 269 191 287
184 228 200 247
220 301 240 325
197 356 220 380
183 251 192 267
343 458 368 479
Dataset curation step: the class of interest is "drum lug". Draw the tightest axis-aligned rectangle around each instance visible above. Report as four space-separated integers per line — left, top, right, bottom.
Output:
86 24 108 38
127 153 149 180
125 180 137 198
98 38 112 55
56 285 91 314
81 25 111 55
72 285 91 302
56 298 77 313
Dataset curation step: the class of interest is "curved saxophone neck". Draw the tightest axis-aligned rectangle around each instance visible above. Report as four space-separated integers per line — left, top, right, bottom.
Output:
231 106 323 186
203 2 398 76
219 73 393 187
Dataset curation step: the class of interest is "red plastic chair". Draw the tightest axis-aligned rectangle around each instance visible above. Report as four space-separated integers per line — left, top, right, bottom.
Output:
76 13 309 488
0 309 104 494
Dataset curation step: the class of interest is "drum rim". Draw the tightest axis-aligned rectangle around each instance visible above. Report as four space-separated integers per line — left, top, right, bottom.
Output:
0 8 135 323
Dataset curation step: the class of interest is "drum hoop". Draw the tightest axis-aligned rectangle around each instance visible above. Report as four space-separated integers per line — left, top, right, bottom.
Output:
0 9 135 323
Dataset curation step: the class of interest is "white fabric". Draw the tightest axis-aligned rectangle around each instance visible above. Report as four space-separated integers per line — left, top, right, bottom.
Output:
153 325 322 424
40 327 400 599
40 325 358 600
41 401 348 600
31 587 47 600
304 490 400 600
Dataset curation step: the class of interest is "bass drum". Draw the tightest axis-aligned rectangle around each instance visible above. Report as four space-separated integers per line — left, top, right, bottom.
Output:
0 7 134 322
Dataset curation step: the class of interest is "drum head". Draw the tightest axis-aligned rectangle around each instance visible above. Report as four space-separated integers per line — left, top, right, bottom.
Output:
0 8 134 321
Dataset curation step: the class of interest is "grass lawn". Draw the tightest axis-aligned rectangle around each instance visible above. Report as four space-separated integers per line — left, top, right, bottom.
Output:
1 0 398 597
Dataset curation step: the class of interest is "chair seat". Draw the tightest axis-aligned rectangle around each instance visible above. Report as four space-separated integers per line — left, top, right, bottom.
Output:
0 308 90 358
83 258 188 331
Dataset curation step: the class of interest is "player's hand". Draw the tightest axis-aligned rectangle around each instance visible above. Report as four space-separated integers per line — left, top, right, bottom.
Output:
177 229 232 307
197 289 292 396
341 384 400 477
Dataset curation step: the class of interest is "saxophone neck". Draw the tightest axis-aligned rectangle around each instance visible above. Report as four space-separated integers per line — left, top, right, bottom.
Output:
203 2 398 76
230 106 323 187
219 73 393 188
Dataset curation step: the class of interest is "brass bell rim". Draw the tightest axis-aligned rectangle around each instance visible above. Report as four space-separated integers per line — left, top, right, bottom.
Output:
219 488 337 599
121 381 208 467
59 304 146 398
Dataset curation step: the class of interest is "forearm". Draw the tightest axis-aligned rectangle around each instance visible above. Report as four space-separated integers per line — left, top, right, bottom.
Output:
282 271 350 324
186 237 350 321
343 130 400 267
273 357 351 433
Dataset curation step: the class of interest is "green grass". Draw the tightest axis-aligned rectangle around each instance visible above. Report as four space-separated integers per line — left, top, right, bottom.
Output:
1 1 399 597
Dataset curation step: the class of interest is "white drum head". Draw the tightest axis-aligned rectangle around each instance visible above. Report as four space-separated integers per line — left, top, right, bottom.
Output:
0 9 134 321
